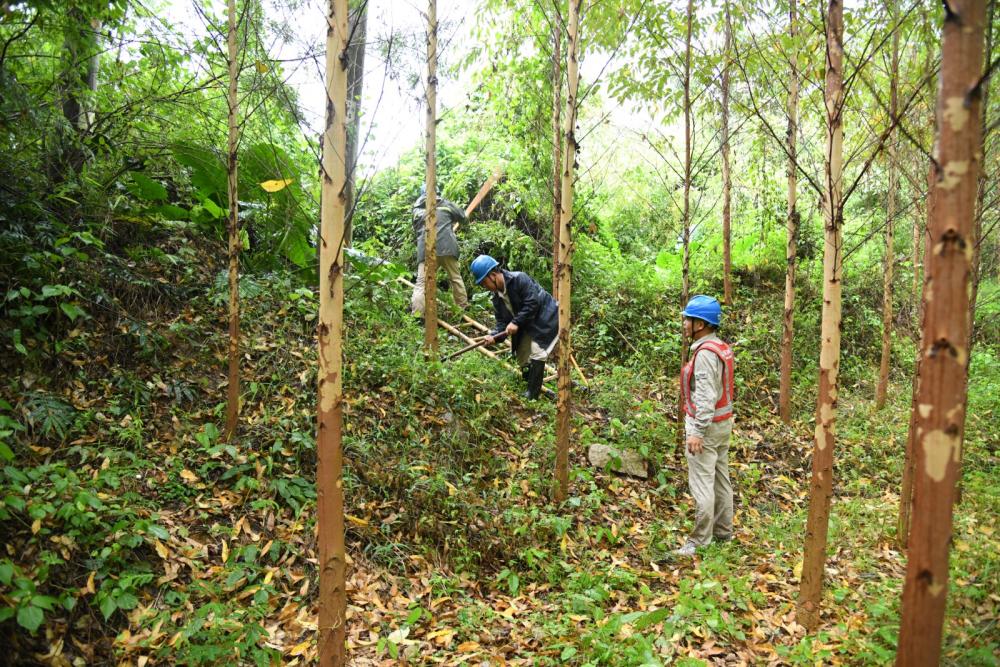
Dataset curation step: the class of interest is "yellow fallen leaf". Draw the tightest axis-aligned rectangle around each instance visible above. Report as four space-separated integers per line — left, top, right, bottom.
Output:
180 469 198 482
222 540 230 564
288 640 311 656
457 641 480 652
83 571 96 595
31 518 41 534
154 540 170 560
260 178 294 193
345 514 369 527
793 560 803 581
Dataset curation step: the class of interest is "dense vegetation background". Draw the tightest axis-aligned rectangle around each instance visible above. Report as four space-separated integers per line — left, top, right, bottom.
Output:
1 0 997 664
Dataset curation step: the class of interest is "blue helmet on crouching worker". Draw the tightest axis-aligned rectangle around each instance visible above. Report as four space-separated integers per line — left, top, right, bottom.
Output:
470 255 500 285
682 295 722 327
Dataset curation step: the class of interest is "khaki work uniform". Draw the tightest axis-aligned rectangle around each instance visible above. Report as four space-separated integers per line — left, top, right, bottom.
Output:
684 333 735 546
411 256 468 315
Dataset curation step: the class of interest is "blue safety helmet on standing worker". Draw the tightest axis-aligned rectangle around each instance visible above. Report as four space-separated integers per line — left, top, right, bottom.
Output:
470 255 500 285
682 295 722 327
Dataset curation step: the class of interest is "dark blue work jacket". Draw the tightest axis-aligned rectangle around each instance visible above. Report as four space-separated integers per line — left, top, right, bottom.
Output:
489 269 559 352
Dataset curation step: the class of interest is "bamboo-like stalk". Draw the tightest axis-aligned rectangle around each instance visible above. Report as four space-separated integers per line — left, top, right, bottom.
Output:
224 0 241 442
555 0 581 503
897 0 985 660
677 0 694 452
317 0 349 663
423 0 439 355
721 0 733 306
875 18 900 410
551 6 563 296
798 0 844 631
779 0 798 425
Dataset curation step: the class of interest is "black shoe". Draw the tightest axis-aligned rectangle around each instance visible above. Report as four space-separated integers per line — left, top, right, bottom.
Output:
524 360 545 400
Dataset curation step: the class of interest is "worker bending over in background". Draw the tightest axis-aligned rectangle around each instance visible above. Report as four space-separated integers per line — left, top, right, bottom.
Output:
411 185 468 320
471 255 558 400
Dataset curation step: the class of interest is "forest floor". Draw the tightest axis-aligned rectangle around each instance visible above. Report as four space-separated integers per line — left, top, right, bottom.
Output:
2 239 998 666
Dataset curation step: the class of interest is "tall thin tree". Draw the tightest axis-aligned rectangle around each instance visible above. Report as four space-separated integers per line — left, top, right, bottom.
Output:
797 0 844 630
551 1 563 296
555 0 581 503
224 0 241 441
317 0 350 663
677 0 694 448
721 0 733 306
779 0 799 424
896 0 985 660
343 0 368 247
423 0 439 355
875 16 901 410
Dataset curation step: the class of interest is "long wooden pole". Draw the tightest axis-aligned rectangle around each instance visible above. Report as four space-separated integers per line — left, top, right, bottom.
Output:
423 0 439 355
317 0 349 663
551 4 563 296
798 0 844 631
224 0 241 441
555 0 581 503
896 0 985 661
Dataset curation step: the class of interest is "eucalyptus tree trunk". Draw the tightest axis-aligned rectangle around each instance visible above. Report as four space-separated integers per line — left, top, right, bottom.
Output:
555 0 581 503
224 0 241 442
317 0 350 663
875 21 900 410
721 0 733 306
551 9 563 296
423 0 439 355
343 1 368 248
968 0 994 353
779 0 799 424
798 0 843 631
896 1 985 660
678 0 694 448
424 0 438 357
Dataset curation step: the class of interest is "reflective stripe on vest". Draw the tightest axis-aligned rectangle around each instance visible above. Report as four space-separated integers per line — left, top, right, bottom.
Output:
680 339 735 422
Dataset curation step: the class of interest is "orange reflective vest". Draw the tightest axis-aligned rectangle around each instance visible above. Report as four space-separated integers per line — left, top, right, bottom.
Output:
680 339 735 422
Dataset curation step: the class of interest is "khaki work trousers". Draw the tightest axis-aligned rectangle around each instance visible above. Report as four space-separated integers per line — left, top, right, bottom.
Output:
684 417 734 546
411 256 468 316
514 334 558 366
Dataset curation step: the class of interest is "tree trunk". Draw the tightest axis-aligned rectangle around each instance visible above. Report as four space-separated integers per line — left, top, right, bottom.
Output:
317 0 350 663
779 0 799 425
797 0 843 631
896 1 985 660
344 1 367 247
721 0 733 306
555 0 581 503
678 0 694 450
551 9 563 296
423 0 439 356
224 0 241 442
875 20 900 410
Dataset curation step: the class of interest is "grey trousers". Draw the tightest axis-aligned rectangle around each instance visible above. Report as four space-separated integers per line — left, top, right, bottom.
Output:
411 256 468 315
684 417 734 546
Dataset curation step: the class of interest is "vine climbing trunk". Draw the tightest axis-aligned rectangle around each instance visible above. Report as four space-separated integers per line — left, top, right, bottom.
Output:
555 0 581 503
224 0 241 442
551 7 563 296
317 0 349 663
678 0 694 449
423 0 439 356
896 0 985 660
798 0 843 631
721 0 732 306
779 0 798 425
875 19 900 410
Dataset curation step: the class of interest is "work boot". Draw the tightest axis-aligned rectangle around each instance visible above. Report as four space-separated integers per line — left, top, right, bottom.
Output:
521 365 531 381
523 360 545 400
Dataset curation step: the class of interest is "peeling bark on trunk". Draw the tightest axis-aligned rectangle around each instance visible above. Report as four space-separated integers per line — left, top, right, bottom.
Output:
875 21 900 410
224 0 241 442
797 0 843 631
317 0 350 663
779 0 799 425
551 10 563 296
344 2 367 248
555 0 581 503
896 1 985 660
721 0 733 306
423 0 439 356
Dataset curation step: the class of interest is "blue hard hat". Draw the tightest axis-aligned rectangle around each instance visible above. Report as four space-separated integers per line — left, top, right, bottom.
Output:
470 255 500 284
682 295 722 327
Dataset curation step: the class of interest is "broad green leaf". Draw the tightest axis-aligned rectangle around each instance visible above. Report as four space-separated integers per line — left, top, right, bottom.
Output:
59 302 87 321
128 172 168 201
17 605 43 633
99 595 117 620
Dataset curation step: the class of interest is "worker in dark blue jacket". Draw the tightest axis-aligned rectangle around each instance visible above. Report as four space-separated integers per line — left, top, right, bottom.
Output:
470 255 558 399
